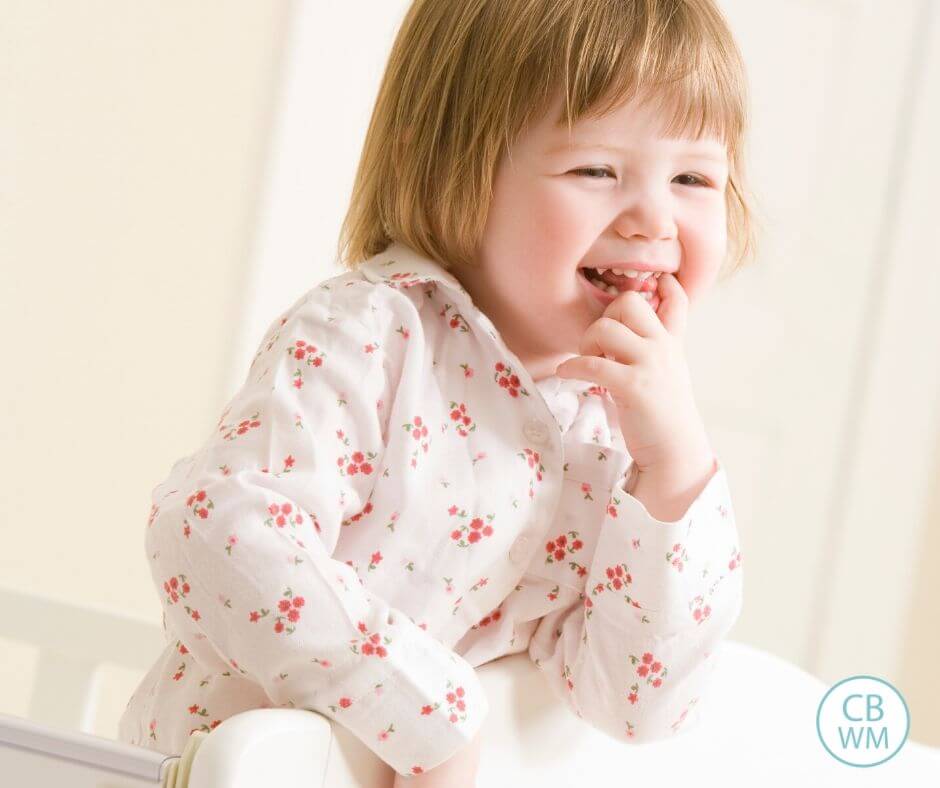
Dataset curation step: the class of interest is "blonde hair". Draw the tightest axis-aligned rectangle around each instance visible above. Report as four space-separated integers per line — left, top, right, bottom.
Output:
336 0 761 280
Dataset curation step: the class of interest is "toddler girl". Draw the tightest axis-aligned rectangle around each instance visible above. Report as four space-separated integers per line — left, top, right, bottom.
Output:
118 0 755 785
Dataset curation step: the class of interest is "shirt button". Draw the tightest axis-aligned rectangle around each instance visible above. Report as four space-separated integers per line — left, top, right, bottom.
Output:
509 535 531 566
523 418 550 446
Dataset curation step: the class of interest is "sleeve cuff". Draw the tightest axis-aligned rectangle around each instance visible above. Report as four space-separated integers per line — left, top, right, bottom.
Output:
302 610 490 778
587 458 742 627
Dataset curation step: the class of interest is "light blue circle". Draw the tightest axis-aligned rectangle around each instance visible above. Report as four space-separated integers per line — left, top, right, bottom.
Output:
816 675 910 767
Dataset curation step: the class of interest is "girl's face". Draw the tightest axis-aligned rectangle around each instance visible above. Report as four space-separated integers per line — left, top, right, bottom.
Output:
449 88 729 382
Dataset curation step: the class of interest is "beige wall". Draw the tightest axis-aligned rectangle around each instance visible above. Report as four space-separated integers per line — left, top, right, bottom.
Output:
900 435 940 747
0 2 290 623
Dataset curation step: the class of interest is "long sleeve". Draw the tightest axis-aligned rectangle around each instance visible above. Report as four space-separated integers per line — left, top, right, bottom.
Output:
527 457 743 743
145 285 488 777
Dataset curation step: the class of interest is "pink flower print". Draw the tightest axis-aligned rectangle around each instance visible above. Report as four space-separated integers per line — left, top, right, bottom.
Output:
448 508 496 547
522 448 542 472
444 682 468 724
163 574 191 606
351 622 390 658
403 416 430 468
544 531 584 575
600 563 633 591
395 325 410 340
328 696 353 713
667 542 689 572
448 401 476 437
364 342 378 353
148 718 157 741
521 448 545 498
630 651 669 688
580 482 593 501
627 687 639 705
337 449 376 477
459 362 474 378
388 271 425 286
187 704 222 735
220 412 261 441
547 584 560 602
377 723 395 741
562 664 574 692
690 594 712 624
473 606 502 629
367 551 383 571
728 548 742 571
290 339 322 363
439 302 470 332
342 500 374 527
186 489 213 520
172 661 186 681
412 766 425 775
270 589 305 634
265 501 304 530
147 504 159 527
224 534 238 555
605 492 622 518
493 361 528 398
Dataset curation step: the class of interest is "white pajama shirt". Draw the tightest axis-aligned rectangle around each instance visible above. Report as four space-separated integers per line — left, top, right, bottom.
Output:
117 240 744 778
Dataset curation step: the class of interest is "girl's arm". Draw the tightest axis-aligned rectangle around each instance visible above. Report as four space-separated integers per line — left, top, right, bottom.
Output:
145 290 488 776
527 458 743 742
393 728 482 788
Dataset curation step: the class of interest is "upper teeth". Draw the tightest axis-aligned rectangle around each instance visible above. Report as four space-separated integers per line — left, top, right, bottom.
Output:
595 268 661 280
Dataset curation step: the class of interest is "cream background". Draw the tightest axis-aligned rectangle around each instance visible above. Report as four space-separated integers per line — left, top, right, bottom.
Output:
1 0 938 749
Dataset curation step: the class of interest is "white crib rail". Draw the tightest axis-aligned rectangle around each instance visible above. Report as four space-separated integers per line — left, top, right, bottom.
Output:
0 586 167 733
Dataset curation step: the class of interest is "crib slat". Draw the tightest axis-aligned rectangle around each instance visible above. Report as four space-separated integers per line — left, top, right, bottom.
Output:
28 650 102 733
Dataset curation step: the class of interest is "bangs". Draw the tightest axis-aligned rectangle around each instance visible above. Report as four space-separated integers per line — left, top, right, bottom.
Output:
538 0 746 155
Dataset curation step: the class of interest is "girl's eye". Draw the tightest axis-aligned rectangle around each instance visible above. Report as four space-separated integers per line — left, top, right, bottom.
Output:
571 168 711 187
674 173 710 187
571 167 615 179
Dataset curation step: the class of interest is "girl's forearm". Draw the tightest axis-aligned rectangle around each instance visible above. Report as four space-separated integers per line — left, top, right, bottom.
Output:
392 728 482 788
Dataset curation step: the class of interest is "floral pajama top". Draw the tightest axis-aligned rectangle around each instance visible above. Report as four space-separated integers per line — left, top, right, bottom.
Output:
117 240 744 778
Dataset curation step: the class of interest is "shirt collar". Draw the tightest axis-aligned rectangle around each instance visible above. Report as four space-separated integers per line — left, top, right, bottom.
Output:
358 240 470 299
359 240 598 399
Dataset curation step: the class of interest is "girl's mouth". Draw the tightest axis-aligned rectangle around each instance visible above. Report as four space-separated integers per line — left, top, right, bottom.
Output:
578 267 661 312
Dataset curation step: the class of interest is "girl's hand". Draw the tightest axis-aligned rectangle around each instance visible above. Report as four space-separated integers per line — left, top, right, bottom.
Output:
555 272 712 475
